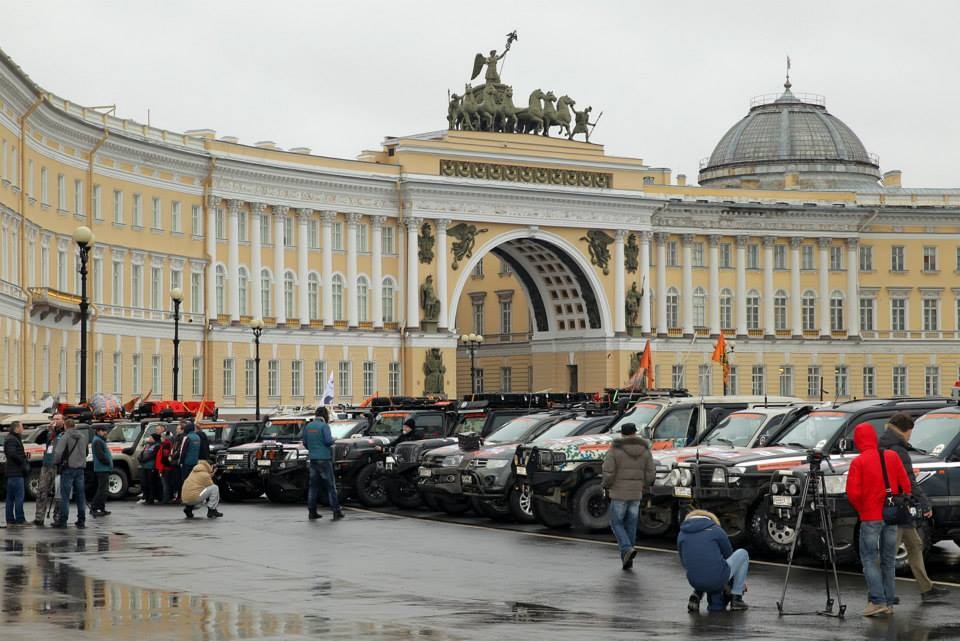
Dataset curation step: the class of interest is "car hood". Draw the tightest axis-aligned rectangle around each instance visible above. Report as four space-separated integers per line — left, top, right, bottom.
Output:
472 443 522 460
650 445 756 467
335 436 391 447
691 445 822 471
536 433 616 462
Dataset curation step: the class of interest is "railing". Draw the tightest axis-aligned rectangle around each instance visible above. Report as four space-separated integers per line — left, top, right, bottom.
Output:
831 330 847 338
98 303 204 324
667 327 683 337
694 327 710 337
803 329 819 338
747 329 763 337
28 286 78 304
484 332 533 345
749 92 826 108
775 329 792 337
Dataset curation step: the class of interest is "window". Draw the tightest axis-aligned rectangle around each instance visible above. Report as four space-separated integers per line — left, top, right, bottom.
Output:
152 197 162 229
170 270 182 308
192 205 202 236
692 287 706 327
746 244 759 269
238 267 248 316
728 366 738 395
40 166 48 204
150 266 162 310
774 244 786 270
473 259 484 278
113 190 124 224
926 366 941 396
751 365 765 395
192 357 203 397
807 366 822 399
362 361 375 397
40 245 49 287
151 354 162 397
500 367 513 392
245 359 255 397
892 366 907 397
720 289 733 329
859 298 875 331
692 243 704 267
332 222 344 250
923 298 939 331
338 361 352 398
131 264 143 307
267 360 279 397
835 365 848 398
671 364 684 389
956 247 960 272
923 246 938 272
357 275 369 323
284 271 296 319
500 299 512 335
388 362 401 396
473 299 484 334
74 179 84 215
475 368 485 393
133 193 143 227
357 223 369 253
215 265 226 315
779 366 793 396
168 201 180 233
719 243 731 268
667 241 678 267
57 173 66 210
261 269 272 317
223 358 235 397
314 361 326 397
112 352 122 394
774 290 788 331
830 292 844 331
111 260 123 306
284 217 294 247
830 245 843 271
26 159 33 198
131 353 141 394
382 225 395 254
291 360 303 398
891 298 906 331
745 290 760 330
698 364 711 395
308 219 319 249
860 246 873 271
308 273 320 321
216 208 226 240
891 246 905 272
259 212 270 244
862 366 875 397
382 277 395 323
801 245 814 270
666 288 679 328
332 274 344 321
92 256 103 303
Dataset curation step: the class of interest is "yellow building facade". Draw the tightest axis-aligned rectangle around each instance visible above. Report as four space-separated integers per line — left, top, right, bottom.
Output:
1 48 959 415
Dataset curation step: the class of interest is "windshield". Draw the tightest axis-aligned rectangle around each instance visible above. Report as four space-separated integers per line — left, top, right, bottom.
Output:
107 424 141 443
531 419 588 444
199 425 226 443
702 413 766 447
330 421 361 439
608 403 662 434
454 413 487 435
261 420 305 440
772 411 848 449
911 414 960 456
370 414 406 437
486 416 544 444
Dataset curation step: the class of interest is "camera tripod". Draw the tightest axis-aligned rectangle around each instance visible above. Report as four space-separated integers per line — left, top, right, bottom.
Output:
776 452 846 619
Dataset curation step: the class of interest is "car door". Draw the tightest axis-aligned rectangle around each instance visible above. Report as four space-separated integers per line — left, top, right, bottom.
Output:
416 413 445 439
650 406 696 449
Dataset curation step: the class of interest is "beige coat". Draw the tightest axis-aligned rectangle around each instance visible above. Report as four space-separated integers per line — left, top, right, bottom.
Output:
601 435 656 501
181 460 214 505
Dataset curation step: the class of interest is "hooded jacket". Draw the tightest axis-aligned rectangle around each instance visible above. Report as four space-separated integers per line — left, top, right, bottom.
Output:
181 460 214 505
846 423 911 522
180 424 201 468
303 419 335 461
53 428 89 470
676 515 733 593
3 431 28 478
601 435 656 501
878 426 929 512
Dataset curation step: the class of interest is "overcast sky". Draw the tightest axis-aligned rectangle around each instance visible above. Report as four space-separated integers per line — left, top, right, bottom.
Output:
4 1 959 187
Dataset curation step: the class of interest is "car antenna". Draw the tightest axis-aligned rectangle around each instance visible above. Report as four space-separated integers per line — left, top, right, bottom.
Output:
764 393 768 408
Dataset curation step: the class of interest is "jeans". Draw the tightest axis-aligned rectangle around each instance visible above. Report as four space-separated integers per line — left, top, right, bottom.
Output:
308 460 341 514
141 469 155 503
5 476 25 524
92 472 110 511
897 526 933 593
860 520 897 605
608 499 641 555
186 484 220 510
58 468 86 526
726 548 750 596
34 466 60 523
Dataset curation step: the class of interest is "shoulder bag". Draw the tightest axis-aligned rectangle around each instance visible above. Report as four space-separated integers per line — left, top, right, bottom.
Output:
878 447 916 526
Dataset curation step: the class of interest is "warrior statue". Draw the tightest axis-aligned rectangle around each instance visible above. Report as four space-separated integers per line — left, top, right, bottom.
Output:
423 348 446 396
625 282 643 328
624 233 639 273
420 275 441 321
569 105 599 142
418 222 435 264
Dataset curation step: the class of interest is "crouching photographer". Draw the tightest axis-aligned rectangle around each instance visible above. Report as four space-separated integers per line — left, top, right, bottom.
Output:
677 509 749 612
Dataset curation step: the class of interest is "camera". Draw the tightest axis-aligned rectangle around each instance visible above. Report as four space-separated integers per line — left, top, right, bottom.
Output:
806 448 825 467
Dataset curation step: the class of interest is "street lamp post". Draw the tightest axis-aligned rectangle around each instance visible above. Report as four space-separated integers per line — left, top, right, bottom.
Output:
250 319 264 421
459 333 484 395
170 287 183 400
72 226 94 404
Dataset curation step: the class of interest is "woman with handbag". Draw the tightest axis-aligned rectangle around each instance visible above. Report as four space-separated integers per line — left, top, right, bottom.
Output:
846 422 912 617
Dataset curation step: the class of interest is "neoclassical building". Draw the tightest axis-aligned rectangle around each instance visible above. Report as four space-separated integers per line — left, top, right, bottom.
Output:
1 46 959 414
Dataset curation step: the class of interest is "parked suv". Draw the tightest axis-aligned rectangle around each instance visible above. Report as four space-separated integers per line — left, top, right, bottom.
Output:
196 420 262 461
214 415 308 501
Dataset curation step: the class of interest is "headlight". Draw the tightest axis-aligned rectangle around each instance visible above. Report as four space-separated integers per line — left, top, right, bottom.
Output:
485 459 510 469
823 473 847 495
442 454 464 467
728 466 745 484
679 469 693 487
711 468 725 484
664 468 681 486
0 453 6 463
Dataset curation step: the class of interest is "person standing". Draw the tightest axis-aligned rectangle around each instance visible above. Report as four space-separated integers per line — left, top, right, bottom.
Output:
157 429 175 503
4 421 29 527
303 407 343 521
34 414 64 526
180 460 223 519
878 413 949 602
847 422 912 616
601 423 655 569
52 419 89 529
677 510 750 612
179 422 201 498
90 425 114 517
138 432 161 505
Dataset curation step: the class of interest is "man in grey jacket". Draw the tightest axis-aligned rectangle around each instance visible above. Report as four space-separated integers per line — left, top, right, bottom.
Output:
601 423 656 570
51 420 89 529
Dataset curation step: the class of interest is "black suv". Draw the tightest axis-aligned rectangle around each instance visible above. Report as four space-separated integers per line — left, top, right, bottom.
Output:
197 420 262 461
214 416 307 501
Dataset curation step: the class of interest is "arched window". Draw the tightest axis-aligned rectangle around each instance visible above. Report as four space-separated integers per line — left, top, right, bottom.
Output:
357 276 369 323
692 287 706 328
215 265 226 316
382 277 395 323
720 289 733 330
802 290 816 331
666 287 679 329
332 274 344 321
774 290 788 331
284 271 296 319
238 267 248 316
260 269 272 318
746 289 760 330
830 290 844 331
307 273 320 321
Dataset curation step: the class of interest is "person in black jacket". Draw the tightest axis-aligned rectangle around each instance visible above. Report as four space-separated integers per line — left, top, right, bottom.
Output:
4 421 29 526
389 417 420 448
879 413 949 602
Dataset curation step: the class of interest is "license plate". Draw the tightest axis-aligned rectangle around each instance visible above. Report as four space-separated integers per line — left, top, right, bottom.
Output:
461 474 473 484
385 462 395 471
516 466 526 476
673 487 692 498
772 495 792 507
227 454 245 461
419 468 432 477
386 456 396 464
257 459 272 467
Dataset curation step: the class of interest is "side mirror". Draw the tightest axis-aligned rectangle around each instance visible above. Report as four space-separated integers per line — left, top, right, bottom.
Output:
838 438 851 453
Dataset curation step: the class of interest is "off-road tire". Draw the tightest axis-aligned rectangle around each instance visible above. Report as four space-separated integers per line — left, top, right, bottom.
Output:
355 462 390 508
509 486 537 524
531 497 571 529
570 478 610 533
386 477 424 510
471 496 512 522
637 503 674 537
106 469 129 501
749 506 796 554
438 495 471 516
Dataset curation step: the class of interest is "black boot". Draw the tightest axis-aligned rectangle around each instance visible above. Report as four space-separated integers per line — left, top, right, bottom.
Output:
687 592 703 613
730 595 748 611
332 510 344 521
183 506 194 519
207 508 223 519
309 510 322 520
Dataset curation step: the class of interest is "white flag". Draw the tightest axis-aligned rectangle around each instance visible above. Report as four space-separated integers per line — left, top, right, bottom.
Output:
322 372 335 406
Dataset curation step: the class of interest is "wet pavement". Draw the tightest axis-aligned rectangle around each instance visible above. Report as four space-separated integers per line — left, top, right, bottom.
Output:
1 502 959 640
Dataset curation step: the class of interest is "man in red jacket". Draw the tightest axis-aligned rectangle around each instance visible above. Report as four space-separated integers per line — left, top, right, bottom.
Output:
846 422 911 617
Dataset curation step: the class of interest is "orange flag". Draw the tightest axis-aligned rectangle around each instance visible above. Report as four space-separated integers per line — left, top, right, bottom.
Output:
359 392 378 408
711 333 726 363
638 339 654 389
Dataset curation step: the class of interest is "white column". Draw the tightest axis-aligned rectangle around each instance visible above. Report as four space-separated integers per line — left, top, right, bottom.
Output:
847 238 860 338
251 203 264 320
735 236 747 337
763 236 775 338
655 232 667 336
818 237 831 338
436 219 450 330
227 200 240 322
708 235 720 336
297 208 311 326
639 231 651 335
614 229 626 334
346 213 360 328
405 217 421 329
321 211 335 327
790 238 802 338
371 216 385 329
681 234 694 337
205 196 218 321
273 206 288 324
